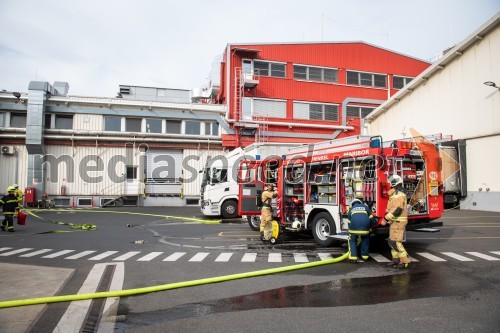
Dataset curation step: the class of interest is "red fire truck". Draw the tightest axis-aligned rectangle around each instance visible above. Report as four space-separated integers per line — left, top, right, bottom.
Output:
238 135 444 246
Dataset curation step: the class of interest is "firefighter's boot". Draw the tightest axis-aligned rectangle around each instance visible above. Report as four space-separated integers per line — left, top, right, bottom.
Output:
385 258 399 268
397 262 413 269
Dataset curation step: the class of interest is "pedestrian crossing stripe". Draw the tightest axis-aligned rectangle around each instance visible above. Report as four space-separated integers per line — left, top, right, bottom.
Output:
0 247 499 263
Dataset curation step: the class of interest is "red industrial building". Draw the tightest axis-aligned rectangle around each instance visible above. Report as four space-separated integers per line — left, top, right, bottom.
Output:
196 42 430 149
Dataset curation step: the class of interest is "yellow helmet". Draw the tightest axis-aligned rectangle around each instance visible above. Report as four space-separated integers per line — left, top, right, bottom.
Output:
7 186 15 192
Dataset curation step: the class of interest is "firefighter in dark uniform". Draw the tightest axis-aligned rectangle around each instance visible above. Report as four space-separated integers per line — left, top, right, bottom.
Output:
381 175 412 269
260 184 278 241
0 186 21 232
347 199 377 263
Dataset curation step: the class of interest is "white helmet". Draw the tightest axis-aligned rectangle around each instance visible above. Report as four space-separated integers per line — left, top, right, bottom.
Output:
389 175 403 187
351 199 363 206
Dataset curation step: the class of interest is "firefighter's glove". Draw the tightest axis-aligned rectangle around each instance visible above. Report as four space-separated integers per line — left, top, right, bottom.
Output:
381 218 389 226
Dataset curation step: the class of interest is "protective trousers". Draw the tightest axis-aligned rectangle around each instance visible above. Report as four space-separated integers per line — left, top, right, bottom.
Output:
388 221 410 264
1 215 14 231
260 207 272 239
348 234 369 260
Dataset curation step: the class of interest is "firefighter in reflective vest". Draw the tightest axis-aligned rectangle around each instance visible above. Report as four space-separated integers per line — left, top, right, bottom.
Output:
381 175 412 269
260 184 278 240
12 184 23 205
348 199 377 263
0 186 21 232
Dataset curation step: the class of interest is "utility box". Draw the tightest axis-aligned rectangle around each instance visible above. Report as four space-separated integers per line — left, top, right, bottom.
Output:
25 188 36 206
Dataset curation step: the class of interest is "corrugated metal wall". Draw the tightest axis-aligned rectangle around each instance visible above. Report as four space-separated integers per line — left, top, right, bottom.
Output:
73 114 103 131
182 149 223 196
44 145 139 196
0 145 28 192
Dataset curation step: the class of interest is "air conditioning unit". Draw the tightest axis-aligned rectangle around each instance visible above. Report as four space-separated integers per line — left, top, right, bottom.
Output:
1 146 15 155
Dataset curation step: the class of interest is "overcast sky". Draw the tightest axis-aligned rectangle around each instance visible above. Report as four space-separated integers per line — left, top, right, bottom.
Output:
0 1 498 98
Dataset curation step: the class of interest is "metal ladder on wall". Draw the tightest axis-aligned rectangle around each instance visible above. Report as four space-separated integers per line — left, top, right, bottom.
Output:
256 116 269 143
234 67 244 122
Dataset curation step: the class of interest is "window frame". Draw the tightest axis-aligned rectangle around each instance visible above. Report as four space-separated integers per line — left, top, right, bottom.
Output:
346 70 387 88
293 101 339 122
104 116 122 132
346 105 376 119
10 112 27 128
54 114 73 130
185 120 201 135
293 64 338 83
393 75 414 89
252 60 286 78
166 120 181 134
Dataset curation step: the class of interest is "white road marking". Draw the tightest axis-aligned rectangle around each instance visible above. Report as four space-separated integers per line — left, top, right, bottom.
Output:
441 252 474 261
293 253 309 262
465 252 500 261
43 249 75 258
19 249 53 257
54 263 106 332
489 251 500 256
268 253 282 262
137 252 163 261
317 253 333 261
369 253 391 262
189 252 210 262
163 252 187 262
408 256 419 262
0 248 33 256
241 253 257 262
416 252 447 262
65 251 96 260
96 262 125 333
215 252 233 262
113 251 141 261
0 247 13 252
88 251 119 261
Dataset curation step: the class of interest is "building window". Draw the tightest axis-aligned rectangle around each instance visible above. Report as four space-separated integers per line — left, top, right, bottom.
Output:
104 116 121 131
55 114 73 129
346 106 376 119
44 114 52 129
145 118 162 133
293 65 338 83
253 60 286 78
185 121 200 135
253 99 287 118
166 120 181 134
393 76 414 89
0 112 4 127
10 113 27 128
126 166 137 180
293 101 339 121
347 70 386 88
205 122 219 136
126 118 142 132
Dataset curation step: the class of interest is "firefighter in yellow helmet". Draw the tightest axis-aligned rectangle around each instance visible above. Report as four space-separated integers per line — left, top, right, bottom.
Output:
381 175 412 269
0 186 21 232
12 184 23 205
260 184 278 241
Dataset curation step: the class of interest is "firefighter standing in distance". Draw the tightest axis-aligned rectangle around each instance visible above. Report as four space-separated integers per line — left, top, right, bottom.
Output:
0 186 21 232
12 184 23 205
260 184 278 241
381 175 412 269
347 199 377 263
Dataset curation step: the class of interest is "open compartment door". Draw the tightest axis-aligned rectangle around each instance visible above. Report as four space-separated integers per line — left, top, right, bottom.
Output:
238 160 264 215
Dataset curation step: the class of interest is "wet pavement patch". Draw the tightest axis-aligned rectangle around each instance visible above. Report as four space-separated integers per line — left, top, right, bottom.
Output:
119 266 487 329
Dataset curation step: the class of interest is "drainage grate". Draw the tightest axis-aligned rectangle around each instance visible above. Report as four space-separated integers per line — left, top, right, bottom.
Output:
81 264 116 333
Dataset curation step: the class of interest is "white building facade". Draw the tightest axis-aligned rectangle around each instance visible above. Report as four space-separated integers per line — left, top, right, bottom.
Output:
0 83 227 207
366 13 500 212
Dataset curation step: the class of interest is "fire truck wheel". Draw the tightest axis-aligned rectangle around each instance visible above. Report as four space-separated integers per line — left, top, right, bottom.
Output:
312 212 336 247
221 200 239 219
247 215 261 231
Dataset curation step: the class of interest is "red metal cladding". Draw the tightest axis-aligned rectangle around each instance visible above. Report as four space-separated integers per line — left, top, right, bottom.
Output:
219 42 430 148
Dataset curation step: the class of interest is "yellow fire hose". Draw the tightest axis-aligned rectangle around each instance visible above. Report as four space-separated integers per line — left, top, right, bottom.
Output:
0 252 348 309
